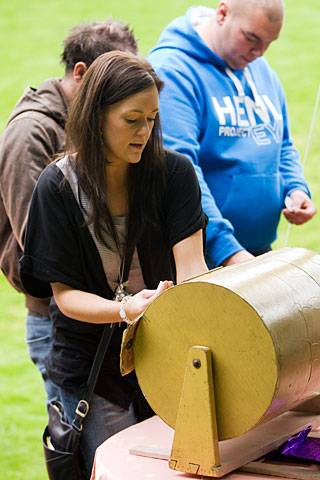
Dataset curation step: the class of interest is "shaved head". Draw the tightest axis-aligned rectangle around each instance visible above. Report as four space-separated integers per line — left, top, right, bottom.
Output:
199 0 284 69
228 0 284 23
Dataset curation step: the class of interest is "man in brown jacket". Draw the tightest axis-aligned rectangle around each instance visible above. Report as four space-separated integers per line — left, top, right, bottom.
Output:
0 19 138 405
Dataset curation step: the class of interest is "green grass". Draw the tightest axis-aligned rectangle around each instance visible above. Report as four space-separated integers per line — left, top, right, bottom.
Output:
0 1 319 478
0 275 46 479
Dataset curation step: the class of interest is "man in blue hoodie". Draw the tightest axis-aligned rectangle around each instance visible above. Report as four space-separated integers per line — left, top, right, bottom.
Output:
149 0 316 267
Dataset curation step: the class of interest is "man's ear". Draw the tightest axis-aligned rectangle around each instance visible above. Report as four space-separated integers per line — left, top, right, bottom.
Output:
72 62 87 83
216 1 230 25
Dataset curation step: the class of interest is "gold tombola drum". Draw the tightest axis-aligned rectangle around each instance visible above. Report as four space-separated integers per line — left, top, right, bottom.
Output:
133 248 320 440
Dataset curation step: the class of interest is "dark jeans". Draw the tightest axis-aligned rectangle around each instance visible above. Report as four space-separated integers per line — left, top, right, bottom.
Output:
59 387 137 479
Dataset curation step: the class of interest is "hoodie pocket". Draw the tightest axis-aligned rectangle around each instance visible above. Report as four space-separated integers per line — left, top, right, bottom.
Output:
220 172 283 250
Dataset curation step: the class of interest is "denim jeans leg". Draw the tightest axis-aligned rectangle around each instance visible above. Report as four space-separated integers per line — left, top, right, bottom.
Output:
26 312 59 405
59 388 137 479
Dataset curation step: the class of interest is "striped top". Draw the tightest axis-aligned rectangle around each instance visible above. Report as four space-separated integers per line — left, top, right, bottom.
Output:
56 156 146 296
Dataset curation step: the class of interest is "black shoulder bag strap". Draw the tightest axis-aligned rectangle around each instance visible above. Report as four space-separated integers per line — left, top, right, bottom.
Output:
71 324 115 432
71 242 136 433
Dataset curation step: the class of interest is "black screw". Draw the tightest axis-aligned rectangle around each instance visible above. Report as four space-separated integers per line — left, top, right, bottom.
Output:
193 359 201 369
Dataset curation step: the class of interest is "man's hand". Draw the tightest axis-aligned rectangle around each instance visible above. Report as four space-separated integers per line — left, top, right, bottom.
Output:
222 250 254 267
283 190 316 225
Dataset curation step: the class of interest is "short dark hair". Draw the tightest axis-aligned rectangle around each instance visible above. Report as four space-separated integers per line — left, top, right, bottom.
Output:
61 19 138 72
66 51 165 250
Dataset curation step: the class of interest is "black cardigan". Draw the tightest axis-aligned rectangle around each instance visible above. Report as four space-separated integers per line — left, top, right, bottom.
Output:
20 150 207 408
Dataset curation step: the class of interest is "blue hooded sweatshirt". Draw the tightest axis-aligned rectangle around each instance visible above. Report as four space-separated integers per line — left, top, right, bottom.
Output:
149 7 310 266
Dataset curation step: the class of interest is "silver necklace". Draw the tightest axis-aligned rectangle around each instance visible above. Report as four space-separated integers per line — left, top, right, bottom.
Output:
113 246 130 302
113 282 130 302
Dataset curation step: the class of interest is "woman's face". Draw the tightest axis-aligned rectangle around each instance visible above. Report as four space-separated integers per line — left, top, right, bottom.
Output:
102 85 159 167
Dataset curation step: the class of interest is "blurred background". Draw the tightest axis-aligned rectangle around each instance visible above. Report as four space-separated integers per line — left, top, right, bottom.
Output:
0 1 319 478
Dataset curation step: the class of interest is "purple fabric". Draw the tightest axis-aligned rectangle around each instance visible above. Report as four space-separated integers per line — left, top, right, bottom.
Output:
267 426 320 463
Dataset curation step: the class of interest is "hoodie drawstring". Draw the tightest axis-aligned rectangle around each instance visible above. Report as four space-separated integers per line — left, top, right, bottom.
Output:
226 67 267 117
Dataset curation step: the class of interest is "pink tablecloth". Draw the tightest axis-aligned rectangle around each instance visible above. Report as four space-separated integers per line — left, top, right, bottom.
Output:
90 416 286 480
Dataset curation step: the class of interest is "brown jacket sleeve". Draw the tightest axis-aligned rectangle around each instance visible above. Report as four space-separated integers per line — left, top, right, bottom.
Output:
0 112 63 248
0 111 64 293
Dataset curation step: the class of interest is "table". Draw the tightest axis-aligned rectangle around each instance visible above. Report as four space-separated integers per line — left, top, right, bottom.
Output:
90 416 288 480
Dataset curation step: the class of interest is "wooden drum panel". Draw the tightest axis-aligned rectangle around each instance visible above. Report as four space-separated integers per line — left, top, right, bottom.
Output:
134 248 320 440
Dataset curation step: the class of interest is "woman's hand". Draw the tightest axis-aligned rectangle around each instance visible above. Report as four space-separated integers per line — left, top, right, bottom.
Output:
124 280 173 322
222 250 254 266
51 280 172 325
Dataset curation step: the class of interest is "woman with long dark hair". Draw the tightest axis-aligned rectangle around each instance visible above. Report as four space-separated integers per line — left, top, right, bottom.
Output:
20 51 208 477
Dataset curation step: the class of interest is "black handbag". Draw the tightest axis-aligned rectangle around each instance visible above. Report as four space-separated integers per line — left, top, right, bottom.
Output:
43 324 115 480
